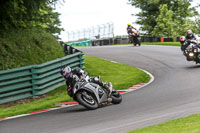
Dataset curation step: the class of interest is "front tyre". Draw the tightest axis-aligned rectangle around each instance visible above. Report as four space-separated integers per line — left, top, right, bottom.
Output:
76 91 98 110
111 91 122 104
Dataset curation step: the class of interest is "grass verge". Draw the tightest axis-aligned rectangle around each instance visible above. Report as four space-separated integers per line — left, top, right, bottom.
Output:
128 114 200 133
84 56 150 90
0 56 150 118
141 42 180 46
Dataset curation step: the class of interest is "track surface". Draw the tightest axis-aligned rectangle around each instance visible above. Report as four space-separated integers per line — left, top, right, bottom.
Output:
1 45 200 133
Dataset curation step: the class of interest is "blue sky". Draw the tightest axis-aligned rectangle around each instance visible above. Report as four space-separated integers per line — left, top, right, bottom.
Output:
56 0 200 41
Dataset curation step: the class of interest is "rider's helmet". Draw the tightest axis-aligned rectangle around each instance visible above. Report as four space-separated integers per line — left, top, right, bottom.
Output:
187 30 193 38
127 24 131 27
60 66 72 79
180 36 186 42
180 36 186 46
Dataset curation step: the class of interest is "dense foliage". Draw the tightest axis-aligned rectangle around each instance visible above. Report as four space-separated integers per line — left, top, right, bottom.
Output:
128 0 200 39
0 0 63 37
0 0 65 70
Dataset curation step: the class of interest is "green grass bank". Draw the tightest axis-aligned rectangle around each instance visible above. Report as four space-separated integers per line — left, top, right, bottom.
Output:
0 28 65 70
142 42 180 46
128 114 200 133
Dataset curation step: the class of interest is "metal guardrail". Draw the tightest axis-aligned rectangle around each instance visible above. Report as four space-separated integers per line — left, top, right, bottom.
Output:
92 38 114 46
0 45 84 104
68 40 92 47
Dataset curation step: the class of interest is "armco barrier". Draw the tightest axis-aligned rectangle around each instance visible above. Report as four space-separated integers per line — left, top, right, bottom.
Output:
68 40 92 47
92 38 114 46
0 46 84 104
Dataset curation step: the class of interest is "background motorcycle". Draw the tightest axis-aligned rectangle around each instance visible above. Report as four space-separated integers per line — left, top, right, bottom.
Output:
69 75 122 110
128 29 141 46
180 37 200 64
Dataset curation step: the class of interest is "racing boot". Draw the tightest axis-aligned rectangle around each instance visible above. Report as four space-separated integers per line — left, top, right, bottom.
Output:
103 82 113 97
108 82 113 96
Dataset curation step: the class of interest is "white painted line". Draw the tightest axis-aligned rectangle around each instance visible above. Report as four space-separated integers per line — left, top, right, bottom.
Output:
110 61 119 63
137 68 155 88
6 114 30 120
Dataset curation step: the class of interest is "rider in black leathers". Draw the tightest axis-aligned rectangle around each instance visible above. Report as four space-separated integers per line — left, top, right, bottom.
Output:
60 66 112 97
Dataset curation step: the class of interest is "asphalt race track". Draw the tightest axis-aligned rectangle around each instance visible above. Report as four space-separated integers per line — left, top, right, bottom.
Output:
1 45 200 133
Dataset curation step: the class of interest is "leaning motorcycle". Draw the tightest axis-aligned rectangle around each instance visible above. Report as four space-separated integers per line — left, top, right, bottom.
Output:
68 75 122 110
180 36 200 64
128 29 141 46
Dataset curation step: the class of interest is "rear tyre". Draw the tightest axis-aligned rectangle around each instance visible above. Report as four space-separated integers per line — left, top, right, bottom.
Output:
135 38 141 46
138 39 141 46
111 90 122 104
76 91 98 110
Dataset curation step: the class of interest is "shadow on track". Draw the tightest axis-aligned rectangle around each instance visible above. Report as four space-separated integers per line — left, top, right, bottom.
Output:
60 103 113 114
184 65 200 69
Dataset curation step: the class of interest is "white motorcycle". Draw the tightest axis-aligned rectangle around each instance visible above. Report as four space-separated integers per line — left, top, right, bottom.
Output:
68 75 122 110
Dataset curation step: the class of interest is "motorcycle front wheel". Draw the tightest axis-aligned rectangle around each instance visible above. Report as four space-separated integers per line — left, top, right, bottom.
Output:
76 91 98 110
111 90 122 104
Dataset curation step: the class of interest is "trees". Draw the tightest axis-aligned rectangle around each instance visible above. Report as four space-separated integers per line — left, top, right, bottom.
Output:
128 0 199 37
0 0 65 70
151 3 196 41
194 16 200 34
151 4 173 37
0 0 63 37
28 4 64 38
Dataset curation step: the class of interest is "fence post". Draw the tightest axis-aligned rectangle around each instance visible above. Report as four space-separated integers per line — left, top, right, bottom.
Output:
31 66 38 96
63 44 68 55
79 53 83 69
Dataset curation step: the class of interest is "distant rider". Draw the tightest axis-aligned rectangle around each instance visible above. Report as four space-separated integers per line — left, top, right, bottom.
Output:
60 66 112 97
127 24 140 46
127 24 136 35
186 30 198 40
181 30 198 51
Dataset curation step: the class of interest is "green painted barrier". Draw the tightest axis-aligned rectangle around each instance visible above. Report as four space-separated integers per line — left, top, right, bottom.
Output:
68 40 92 47
0 51 84 104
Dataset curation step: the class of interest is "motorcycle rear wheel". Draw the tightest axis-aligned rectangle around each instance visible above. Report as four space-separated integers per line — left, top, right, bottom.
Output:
76 91 98 110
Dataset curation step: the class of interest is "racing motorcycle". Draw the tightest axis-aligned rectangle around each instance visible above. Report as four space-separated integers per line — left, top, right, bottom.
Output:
68 75 122 110
180 36 200 64
128 29 141 46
